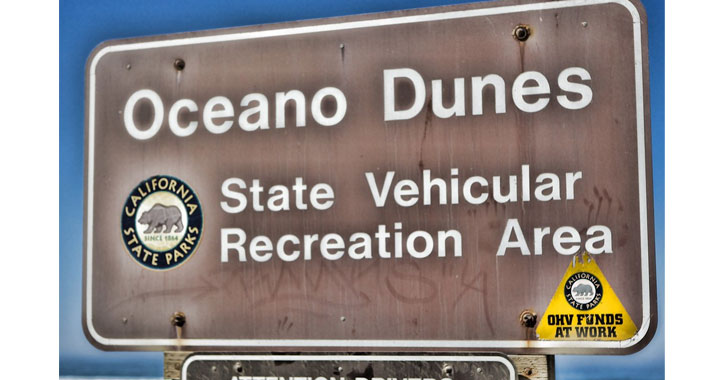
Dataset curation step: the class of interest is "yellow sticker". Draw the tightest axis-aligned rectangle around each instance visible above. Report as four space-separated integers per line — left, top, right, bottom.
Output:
536 253 637 341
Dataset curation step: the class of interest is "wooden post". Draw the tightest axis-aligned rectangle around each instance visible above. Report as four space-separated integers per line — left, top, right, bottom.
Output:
510 355 555 380
164 351 192 380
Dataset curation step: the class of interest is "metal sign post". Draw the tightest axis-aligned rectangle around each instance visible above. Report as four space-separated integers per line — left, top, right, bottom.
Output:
84 0 655 355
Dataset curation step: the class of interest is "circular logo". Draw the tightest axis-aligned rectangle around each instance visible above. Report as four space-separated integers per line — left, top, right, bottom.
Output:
563 272 603 310
121 175 203 270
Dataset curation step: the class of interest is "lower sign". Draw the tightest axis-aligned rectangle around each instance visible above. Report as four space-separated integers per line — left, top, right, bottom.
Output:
181 355 516 380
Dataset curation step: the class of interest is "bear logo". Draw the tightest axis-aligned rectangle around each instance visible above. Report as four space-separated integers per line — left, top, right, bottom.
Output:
138 203 184 234
572 283 593 297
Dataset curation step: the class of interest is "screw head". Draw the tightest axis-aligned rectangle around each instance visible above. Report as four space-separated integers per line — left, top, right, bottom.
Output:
233 362 244 374
513 25 531 41
171 311 186 327
173 58 186 71
519 309 537 328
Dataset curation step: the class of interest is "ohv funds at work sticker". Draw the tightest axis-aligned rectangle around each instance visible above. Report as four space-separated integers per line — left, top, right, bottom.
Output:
536 252 637 341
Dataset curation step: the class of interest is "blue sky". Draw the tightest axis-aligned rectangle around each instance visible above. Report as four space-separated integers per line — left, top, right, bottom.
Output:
59 0 664 377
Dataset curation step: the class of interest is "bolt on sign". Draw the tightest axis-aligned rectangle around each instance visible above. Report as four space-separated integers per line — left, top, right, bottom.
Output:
180 354 516 380
83 0 656 354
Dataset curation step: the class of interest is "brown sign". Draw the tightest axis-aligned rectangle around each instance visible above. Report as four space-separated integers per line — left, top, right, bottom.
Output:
83 0 656 354
181 354 516 380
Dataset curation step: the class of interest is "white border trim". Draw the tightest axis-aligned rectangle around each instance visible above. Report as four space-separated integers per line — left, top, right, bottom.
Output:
180 355 516 380
85 0 651 350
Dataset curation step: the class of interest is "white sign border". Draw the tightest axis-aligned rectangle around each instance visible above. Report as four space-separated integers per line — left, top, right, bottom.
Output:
85 0 651 350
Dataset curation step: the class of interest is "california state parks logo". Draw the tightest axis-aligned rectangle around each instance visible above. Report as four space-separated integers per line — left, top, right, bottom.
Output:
563 272 603 310
121 175 203 270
